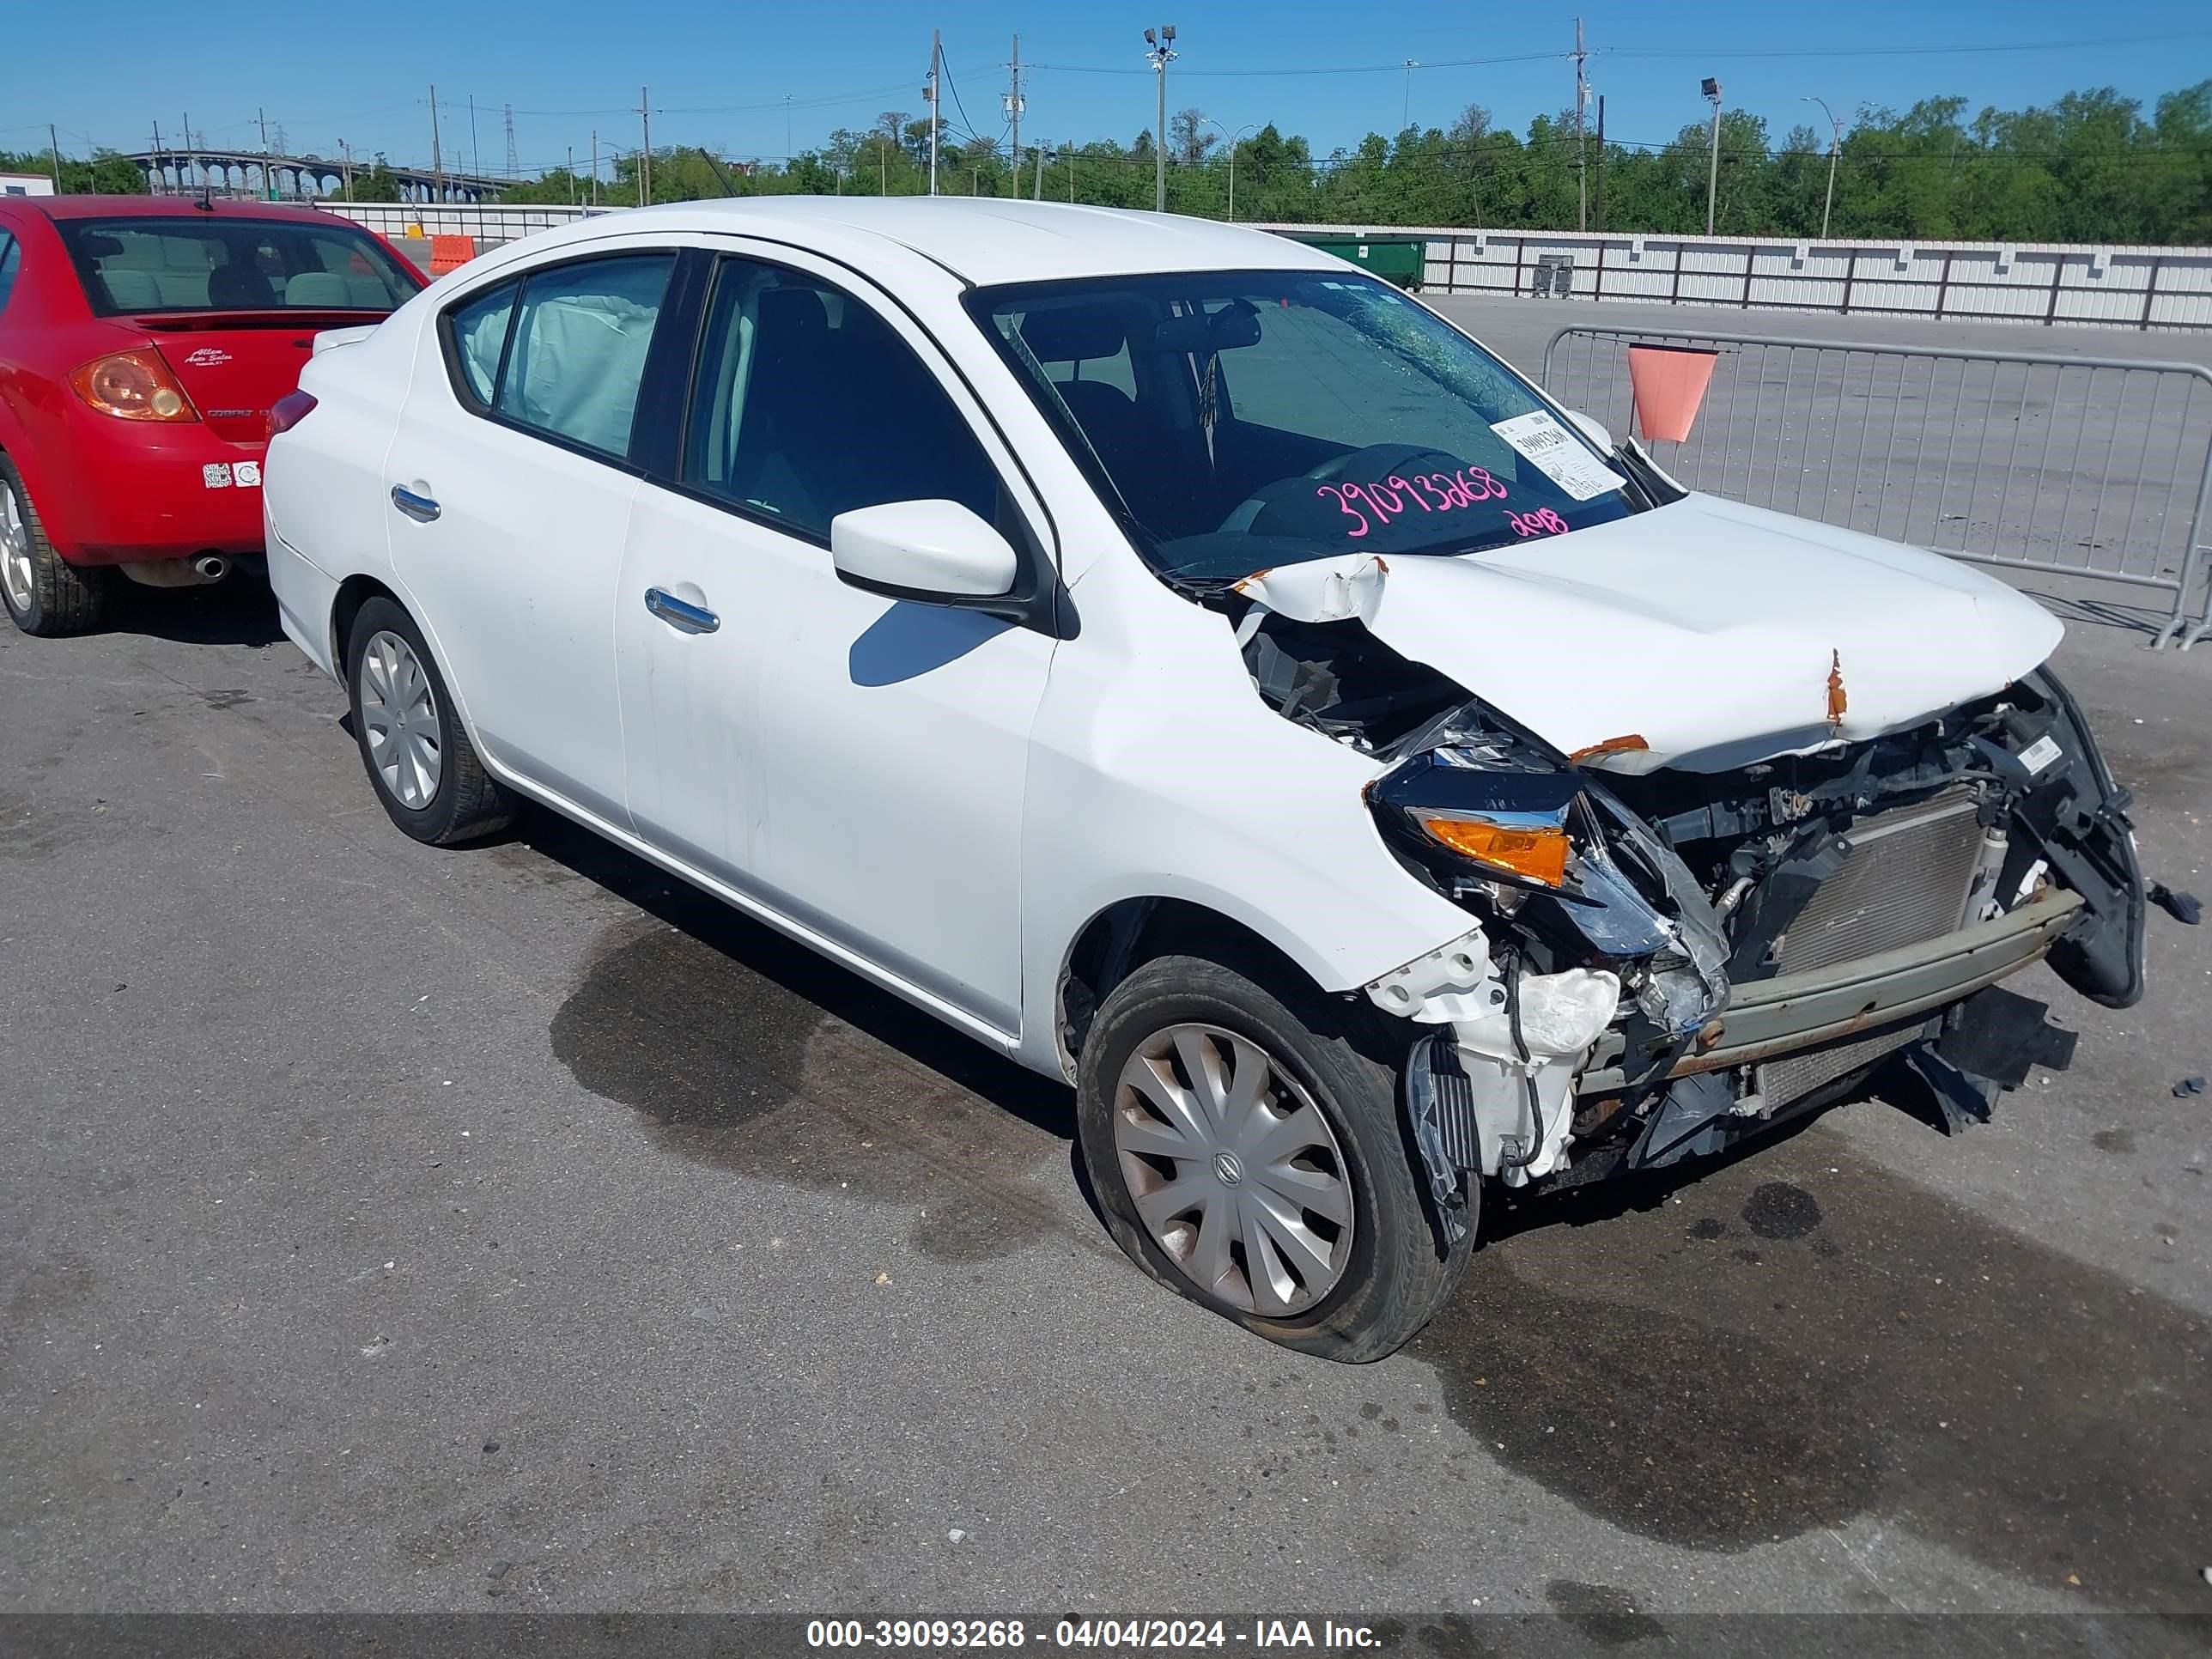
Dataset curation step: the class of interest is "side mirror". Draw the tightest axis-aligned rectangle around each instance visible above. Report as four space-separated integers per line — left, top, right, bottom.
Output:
830 501 1019 603
1565 410 1614 453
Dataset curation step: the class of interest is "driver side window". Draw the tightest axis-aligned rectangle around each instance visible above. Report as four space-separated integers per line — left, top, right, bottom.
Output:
682 256 998 543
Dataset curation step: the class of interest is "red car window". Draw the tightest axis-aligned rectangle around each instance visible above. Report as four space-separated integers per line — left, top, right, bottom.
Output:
52 216 417 316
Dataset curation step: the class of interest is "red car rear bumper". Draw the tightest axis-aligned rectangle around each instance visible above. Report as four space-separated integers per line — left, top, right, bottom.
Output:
34 408 272 567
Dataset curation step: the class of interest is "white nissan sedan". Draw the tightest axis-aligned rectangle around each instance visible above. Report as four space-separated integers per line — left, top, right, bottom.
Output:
266 199 2143 1361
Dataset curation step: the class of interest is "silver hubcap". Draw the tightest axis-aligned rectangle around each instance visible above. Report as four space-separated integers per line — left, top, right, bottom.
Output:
1113 1022 1356 1317
1 483 33 615
359 630 442 809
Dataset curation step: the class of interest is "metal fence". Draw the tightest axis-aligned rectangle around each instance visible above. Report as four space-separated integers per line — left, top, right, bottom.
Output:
1540 326 2212 648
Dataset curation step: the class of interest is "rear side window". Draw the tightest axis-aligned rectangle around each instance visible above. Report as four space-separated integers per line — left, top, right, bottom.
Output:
681 256 998 540
52 216 417 315
445 254 674 461
0 233 19 315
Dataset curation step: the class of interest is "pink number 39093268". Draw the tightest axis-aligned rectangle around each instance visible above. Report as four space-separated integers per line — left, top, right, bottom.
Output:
1316 466 1508 538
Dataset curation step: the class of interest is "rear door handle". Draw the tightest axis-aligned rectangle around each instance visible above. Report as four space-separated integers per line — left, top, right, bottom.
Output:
390 484 441 522
644 586 720 635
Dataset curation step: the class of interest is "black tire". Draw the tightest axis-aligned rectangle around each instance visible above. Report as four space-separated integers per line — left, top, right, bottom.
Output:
0 454 106 637
1077 952 1474 1363
343 596 514 846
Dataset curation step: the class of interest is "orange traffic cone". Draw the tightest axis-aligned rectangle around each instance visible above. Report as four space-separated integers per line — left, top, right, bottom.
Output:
1627 343 1719 442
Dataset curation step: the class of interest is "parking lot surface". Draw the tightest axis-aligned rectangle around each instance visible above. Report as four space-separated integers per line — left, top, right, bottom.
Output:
3 303 2210 1628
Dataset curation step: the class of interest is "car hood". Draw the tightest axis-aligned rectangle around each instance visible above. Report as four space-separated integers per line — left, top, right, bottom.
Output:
1232 492 2064 774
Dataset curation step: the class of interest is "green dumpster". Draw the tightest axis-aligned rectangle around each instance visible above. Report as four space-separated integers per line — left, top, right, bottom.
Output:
1274 232 1428 291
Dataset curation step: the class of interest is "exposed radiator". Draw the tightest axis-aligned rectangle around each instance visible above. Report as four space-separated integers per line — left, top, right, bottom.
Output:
1759 787 1987 1105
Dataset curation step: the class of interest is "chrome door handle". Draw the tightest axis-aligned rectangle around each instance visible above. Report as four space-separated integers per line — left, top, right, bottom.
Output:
644 586 720 634
390 485 441 523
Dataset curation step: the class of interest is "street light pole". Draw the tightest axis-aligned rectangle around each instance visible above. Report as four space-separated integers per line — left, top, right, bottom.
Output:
1802 94 1842 241
1702 76 1723 236
1145 25 1177 213
1203 118 1255 222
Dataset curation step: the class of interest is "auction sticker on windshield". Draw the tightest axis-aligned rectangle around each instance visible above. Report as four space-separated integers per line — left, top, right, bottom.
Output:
1490 410 1626 501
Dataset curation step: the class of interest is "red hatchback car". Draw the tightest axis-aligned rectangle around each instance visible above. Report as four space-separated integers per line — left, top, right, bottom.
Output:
0 196 424 635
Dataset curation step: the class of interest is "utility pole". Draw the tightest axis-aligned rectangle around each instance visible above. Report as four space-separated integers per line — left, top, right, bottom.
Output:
468 94 480 178
1144 24 1177 213
505 105 519 178
340 139 354 199
566 146 574 202
1036 143 1047 200
429 85 445 204
1593 95 1605 231
258 107 271 199
151 119 164 192
590 131 599 206
48 125 63 192
1006 34 1024 199
1702 76 1723 236
1803 94 1842 240
182 112 194 194
1573 19 1588 232
926 31 941 197
785 94 793 162
1402 60 1417 132
639 87 652 206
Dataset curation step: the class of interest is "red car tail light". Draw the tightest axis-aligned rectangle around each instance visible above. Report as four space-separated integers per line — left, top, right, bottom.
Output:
270 390 319 437
67 350 200 422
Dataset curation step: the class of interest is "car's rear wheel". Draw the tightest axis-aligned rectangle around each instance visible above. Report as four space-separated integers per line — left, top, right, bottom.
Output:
344 596 514 845
1076 952 1474 1362
0 456 106 637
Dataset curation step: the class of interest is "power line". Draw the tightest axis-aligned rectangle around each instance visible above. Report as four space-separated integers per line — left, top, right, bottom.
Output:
1030 49 1567 78
1602 27 2212 59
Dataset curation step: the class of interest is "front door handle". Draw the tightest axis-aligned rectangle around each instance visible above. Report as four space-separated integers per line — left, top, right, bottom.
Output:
390 484 441 523
644 586 720 635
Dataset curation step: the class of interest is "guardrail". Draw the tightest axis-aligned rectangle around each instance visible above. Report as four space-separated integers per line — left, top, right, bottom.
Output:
1540 325 2212 648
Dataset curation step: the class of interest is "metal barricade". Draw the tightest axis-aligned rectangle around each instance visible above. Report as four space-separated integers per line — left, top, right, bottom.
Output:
1540 325 2212 648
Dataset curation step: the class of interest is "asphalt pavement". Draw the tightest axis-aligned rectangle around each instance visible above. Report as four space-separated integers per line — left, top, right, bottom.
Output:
3 301 2210 1634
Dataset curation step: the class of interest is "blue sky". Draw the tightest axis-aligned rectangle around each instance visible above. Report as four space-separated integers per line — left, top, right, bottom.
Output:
6 1 2209 176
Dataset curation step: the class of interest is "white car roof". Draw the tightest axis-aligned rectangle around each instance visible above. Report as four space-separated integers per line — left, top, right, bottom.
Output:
546 197 1347 288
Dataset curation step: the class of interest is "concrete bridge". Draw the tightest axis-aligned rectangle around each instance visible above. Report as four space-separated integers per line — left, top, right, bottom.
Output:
125 149 511 205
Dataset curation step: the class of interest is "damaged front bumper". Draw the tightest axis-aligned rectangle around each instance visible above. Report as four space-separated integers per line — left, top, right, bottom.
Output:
1361 667 2142 1224
1575 885 2083 1094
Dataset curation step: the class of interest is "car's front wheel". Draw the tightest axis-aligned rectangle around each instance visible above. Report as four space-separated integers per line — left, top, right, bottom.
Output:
1076 952 1473 1362
0 456 106 638
344 596 514 845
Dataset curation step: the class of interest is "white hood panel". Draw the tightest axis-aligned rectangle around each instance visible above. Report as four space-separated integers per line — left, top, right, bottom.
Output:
1237 494 2063 773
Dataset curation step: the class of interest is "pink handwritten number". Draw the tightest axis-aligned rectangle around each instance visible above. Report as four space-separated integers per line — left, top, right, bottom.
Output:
1316 483 1368 538
1316 467 1523 540
1508 507 1571 538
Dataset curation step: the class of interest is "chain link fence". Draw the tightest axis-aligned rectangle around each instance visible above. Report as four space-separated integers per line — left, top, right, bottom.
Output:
1540 325 2212 648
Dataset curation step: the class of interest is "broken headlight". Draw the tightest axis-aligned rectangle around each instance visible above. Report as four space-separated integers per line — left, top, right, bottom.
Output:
1368 748 1584 894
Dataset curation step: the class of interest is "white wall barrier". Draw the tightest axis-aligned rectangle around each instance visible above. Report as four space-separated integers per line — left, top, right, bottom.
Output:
317 204 2212 334
1255 225 2212 332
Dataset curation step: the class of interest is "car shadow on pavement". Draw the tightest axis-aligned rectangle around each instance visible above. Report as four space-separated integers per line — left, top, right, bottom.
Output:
98 568 287 648
505 805 1104 1267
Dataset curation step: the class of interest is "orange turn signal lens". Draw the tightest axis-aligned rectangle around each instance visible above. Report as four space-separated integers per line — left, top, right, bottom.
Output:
67 350 200 422
1416 815 1571 887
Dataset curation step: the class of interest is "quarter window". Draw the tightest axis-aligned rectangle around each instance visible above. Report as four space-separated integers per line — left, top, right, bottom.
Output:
447 279 518 407
0 233 19 314
681 257 998 541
